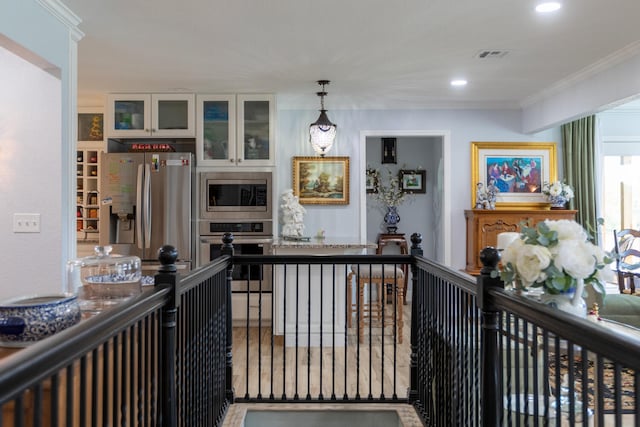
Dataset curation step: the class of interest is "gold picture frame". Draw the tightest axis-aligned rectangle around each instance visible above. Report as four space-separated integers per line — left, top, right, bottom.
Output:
471 141 557 209
293 156 350 205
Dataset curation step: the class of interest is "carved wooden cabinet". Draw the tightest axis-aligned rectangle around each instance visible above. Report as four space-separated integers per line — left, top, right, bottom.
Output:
464 209 577 275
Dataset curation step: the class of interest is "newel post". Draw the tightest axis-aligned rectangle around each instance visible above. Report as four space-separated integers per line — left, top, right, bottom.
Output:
477 247 504 427
155 245 179 427
221 232 235 402
408 232 423 403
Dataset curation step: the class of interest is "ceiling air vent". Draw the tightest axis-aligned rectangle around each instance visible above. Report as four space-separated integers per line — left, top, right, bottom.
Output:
475 50 509 59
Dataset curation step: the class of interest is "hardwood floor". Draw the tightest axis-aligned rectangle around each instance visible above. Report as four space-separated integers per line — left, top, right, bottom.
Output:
229 303 635 427
231 305 412 400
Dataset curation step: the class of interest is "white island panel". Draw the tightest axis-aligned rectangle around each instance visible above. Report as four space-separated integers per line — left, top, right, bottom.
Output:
272 239 376 347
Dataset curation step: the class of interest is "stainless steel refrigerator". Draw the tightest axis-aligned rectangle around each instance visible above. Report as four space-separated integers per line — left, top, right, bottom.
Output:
99 152 193 271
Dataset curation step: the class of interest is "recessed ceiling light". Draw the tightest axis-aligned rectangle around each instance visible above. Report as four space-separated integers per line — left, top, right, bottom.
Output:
451 79 468 87
536 2 562 13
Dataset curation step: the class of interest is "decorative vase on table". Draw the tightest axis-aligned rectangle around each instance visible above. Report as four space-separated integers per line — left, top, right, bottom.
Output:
548 195 568 210
384 206 401 233
539 278 587 318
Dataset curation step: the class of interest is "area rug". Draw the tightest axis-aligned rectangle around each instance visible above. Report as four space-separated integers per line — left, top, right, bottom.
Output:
548 354 636 414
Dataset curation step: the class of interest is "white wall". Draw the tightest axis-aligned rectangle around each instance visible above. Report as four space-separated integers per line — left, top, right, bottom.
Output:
0 0 81 300
0 47 62 299
276 108 559 271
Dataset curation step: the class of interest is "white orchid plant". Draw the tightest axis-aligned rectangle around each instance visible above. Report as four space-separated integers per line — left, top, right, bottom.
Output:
367 167 414 207
497 219 614 295
541 181 574 201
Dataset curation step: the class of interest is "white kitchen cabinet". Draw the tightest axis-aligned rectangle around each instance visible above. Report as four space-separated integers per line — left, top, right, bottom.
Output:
106 93 195 138
196 94 275 167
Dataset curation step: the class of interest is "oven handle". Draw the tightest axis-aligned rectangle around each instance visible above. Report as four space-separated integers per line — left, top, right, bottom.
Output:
199 236 273 245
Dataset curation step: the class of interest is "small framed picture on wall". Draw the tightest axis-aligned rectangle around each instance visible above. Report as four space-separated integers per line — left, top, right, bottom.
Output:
365 169 378 193
399 169 426 194
381 138 397 164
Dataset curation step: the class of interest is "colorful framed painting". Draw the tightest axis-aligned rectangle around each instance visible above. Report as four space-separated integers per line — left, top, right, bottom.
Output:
293 156 350 205
399 169 426 194
471 142 557 209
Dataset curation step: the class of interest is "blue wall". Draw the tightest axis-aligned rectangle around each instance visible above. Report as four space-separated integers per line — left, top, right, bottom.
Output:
277 107 560 270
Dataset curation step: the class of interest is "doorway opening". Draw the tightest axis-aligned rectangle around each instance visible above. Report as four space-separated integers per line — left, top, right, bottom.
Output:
358 130 451 266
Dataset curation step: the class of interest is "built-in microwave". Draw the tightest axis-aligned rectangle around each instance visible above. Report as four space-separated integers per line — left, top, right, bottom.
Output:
199 171 272 220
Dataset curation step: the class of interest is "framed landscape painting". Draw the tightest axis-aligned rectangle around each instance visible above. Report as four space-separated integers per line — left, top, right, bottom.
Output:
471 142 557 209
293 156 350 205
399 169 426 194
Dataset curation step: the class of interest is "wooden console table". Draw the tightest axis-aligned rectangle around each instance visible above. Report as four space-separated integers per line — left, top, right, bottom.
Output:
377 233 409 303
464 209 577 275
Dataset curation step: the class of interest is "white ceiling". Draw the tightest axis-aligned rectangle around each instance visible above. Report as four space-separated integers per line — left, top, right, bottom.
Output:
62 0 640 111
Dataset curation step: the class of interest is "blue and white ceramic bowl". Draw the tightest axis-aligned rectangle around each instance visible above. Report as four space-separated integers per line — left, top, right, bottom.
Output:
0 294 81 347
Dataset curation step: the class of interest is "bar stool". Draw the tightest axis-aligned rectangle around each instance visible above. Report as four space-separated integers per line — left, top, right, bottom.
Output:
347 264 404 344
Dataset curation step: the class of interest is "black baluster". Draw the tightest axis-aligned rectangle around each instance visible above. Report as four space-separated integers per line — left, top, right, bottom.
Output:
155 245 179 427
477 246 504 427
220 233 235 402
408 233 423 403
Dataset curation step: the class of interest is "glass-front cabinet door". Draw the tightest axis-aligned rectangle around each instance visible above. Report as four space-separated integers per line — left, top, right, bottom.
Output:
196 95 236 165
237 94 275 166
107 94 151 138
196 94 275 167
106 93 195 138
152 93 195 137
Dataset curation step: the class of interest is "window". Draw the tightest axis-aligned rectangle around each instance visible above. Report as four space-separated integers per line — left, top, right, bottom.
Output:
602 153 640 251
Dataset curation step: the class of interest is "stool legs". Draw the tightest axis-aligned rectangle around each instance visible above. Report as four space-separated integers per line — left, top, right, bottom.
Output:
396 281 404 344
349 276 404 344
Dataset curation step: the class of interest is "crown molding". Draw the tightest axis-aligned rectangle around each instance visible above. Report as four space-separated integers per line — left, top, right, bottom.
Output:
37 0 84 42
521 40 640 109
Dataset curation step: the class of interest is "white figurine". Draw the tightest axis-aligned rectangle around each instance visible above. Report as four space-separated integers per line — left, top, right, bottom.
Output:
280 189 306 237
486 178 499 210
475 182 488 209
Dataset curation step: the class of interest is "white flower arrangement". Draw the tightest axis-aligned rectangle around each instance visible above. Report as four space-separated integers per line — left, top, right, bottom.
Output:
541 181 574 201
367 167 414 207
280 189 306 237
498 219 614 294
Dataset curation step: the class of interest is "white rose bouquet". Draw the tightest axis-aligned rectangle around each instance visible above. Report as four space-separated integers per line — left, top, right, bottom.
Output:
498 219 614 294
541 181 574 201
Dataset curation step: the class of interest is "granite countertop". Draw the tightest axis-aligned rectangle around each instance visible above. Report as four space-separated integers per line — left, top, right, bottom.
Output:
272 237 377 249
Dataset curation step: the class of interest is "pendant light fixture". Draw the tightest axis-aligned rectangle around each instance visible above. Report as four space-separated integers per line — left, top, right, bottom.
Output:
309 80 337 157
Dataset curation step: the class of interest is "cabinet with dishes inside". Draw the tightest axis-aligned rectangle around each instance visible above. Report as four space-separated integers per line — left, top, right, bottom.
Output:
106 93 196 138
196 94 275 167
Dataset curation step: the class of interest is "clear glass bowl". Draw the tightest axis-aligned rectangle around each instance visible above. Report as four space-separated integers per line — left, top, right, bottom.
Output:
67 246 142 313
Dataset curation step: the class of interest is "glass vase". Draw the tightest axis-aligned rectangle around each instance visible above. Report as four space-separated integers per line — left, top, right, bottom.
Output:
539 278 586 317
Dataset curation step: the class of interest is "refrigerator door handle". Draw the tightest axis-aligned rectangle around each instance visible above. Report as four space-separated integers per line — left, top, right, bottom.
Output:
144 164 152 248
136 164 144 249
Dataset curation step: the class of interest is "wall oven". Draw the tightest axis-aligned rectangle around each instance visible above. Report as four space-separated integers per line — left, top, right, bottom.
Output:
198 220 273 292
200 171 272 220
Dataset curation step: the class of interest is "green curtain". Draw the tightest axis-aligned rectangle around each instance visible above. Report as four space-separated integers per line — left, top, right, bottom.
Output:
561 115 597 237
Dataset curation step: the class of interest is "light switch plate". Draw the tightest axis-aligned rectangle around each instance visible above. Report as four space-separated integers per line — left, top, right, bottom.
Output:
13 213 41 233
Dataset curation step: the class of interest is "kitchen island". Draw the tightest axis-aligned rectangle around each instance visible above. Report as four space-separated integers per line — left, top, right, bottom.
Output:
272 238 377 347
